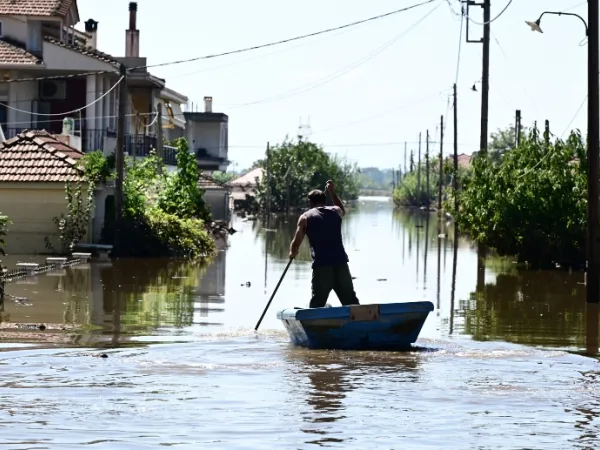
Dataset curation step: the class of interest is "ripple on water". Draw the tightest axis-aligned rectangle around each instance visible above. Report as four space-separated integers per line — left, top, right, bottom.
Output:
1 335 600 449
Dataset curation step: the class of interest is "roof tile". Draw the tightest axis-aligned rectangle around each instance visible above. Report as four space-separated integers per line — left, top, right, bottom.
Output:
0 39 42 65
0 129 85 182
0 0 73 17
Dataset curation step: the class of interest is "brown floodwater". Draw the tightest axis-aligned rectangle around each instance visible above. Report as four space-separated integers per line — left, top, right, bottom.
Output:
1 197 600 449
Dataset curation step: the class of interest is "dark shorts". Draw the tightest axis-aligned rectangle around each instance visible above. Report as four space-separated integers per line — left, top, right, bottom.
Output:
310 263 360 308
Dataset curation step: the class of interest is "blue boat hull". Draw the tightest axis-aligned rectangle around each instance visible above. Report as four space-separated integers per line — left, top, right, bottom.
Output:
277 301 434 350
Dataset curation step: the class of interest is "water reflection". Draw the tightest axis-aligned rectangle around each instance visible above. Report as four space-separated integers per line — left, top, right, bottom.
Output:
286 348 422 446
458 258 595 349
0 256 227 347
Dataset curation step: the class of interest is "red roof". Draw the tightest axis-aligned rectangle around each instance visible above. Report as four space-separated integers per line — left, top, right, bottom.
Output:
0 0 73 17
0 130 85 182
0 39 42 65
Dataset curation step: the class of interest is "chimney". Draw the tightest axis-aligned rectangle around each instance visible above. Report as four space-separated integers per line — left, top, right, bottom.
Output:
204 96 213 113
84 19 98 49
125 2 139 57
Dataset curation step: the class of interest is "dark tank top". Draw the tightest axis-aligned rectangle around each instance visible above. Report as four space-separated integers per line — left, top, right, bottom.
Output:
304 206 349 268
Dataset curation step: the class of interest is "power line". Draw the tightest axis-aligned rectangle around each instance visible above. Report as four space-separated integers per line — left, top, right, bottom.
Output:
0 0 438 85
454 5 464 86
132 0 439 71
0 77 123 116
561 95 587 138
311 90 450 135
464 0 513 26
562 1 587 13
226 2 441 109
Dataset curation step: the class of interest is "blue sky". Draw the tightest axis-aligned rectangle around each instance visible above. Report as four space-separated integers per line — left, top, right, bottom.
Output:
77 0 588 171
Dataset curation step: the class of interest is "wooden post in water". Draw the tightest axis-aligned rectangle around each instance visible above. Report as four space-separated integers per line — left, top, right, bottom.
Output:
417 133 422 205
438 115 444 211
265 142 271 228
403 142 407 179
426 130 430 209
453 83 458 214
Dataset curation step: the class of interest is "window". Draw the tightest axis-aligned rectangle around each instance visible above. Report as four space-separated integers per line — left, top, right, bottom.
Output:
0 22 3 38
28 22 42 52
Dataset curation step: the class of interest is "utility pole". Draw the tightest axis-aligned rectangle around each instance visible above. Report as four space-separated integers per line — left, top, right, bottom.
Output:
453 83 458 214
265 142 271 227
114 64 127 256
438 115 444 211
515 109 522 147
480 0 490 156
587 0 599 304
156 104 164 175
426 129 430 209
417 132 422 204
404 142 407 179
463 0 491 156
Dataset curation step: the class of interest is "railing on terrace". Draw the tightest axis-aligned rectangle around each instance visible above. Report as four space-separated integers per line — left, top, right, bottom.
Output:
163 145 177 166
125 134 157 158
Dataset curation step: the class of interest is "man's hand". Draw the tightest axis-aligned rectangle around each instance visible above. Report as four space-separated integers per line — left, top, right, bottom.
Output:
289 248 299 259
325 180 335 193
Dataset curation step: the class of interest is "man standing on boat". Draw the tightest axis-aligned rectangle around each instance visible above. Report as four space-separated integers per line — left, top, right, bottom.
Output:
288 180 360 308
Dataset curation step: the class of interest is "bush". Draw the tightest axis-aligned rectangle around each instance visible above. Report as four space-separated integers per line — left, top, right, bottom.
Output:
100 139 216 258
449 126 587 269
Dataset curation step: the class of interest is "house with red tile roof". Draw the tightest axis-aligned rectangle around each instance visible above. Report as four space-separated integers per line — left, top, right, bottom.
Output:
0 129 107 253
0 1 192 163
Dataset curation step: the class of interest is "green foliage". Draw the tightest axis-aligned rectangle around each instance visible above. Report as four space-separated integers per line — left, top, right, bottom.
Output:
254 138 360 212
357 167 395 191
0 212 9 257
45 180 95 254
450 125 587 268
79 151 115 183
211 171 237 184
103 139 215 258
488 125 517 161
157 138 210 222
393 166 441 207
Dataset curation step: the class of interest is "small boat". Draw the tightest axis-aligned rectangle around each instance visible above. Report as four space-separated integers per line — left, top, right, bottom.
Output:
277 301 434 351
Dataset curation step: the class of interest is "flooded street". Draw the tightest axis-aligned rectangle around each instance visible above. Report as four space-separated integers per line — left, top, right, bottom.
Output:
2 197 600 449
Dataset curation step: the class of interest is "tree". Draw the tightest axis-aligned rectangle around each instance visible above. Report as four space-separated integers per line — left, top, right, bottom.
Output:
254 138 359 212
488 125 519 163
449 124 587 269
410 150 415 172
212 171 236 184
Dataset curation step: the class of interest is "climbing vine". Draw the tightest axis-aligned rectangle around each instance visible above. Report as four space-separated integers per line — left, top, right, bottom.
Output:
45 180 95 254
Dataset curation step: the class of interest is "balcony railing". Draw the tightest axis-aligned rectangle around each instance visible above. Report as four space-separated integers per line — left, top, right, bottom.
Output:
125 134 157 158
163 145 177 166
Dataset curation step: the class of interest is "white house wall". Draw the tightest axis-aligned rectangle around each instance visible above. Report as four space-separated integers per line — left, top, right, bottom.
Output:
7 77 37 129
42 41 115 72
1 16 28 44
186 121 221 157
